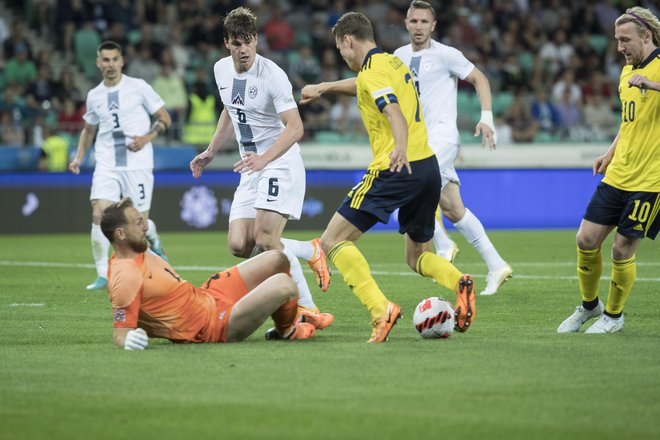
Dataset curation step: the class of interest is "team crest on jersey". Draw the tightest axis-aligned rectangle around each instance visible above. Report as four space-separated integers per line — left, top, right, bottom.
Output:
232 93 245 106
424 61 433 72
114 308 126 322
640 88 648 102
248 86 258 99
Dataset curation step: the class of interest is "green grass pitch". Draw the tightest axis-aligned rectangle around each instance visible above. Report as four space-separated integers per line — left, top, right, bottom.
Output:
1 230 659 440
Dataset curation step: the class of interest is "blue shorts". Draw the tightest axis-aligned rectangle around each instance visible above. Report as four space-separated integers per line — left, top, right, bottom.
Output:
337 155 441 243
584 182 660 240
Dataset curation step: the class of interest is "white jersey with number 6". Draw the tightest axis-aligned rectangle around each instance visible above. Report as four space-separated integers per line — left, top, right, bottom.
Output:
83 75 165 171
213 54 301 158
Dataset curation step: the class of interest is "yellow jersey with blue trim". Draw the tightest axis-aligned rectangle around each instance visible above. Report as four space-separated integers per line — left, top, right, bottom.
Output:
356 48 434 171
603 49 660 192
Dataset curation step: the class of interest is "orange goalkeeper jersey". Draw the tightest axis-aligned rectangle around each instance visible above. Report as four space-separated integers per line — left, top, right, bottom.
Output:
108 252 246 343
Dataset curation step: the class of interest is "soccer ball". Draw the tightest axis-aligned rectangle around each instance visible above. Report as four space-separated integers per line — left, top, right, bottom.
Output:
413 297 455 339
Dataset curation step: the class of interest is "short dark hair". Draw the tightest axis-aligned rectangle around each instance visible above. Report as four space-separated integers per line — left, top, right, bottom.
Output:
223 7 257 41
332 12 374 42
408 1 436 20
97 40 122 56
101 197 133 242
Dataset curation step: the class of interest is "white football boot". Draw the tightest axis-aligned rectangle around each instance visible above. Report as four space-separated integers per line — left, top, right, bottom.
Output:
479 264 513 296
585 314 624 334
557 300 604 333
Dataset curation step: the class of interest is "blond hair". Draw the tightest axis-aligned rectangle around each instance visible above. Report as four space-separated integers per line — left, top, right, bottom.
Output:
615 6 660 47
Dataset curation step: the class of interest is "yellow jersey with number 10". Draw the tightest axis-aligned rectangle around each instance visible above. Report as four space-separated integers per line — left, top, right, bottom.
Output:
604 49 660 192
356 48 434 171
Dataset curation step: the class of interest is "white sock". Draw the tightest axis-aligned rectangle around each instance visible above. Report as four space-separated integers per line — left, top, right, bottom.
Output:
280 238 314 261
91 223 110 278
432 218 454 253
282 245 316 309
146 218 159 246
453 208 506 272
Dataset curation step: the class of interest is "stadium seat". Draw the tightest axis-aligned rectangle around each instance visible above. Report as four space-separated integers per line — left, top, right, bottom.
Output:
492 92 515 116
589 34 609 56
517 51 535 75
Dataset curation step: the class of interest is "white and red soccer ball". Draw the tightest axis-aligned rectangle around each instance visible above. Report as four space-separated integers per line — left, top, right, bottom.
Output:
413 297 455 339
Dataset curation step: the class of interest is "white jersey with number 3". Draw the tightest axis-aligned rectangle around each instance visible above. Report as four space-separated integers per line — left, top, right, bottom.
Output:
394 40 474 146
83 75 165 171
213 54 301 158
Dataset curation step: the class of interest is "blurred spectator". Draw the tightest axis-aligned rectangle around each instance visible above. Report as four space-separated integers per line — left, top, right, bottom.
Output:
183 74 218 147
4 21 33 60
126 44 160 83
581 71 613 100
290 44 322 91
555 88 583 139
373 6 408 53
167 24 191 78
494 113 513 146
552 69 582 106
57 97 84 134
54 0 89 60
39 126 70 172
506 91 538 143
53 67 84 108
329 95 363 136
32 0 55 38
152 59 188 142
4 43 38 89
583 93 616 140
104 22 129 50
263 6 295 52
538 29 574 76
0 109 25 146
0 16 9 46
104 0 136 34
531 88 561 135
25 64 58 115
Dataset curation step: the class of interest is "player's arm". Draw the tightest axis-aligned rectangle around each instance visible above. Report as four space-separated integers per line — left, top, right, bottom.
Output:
190 107 235 178
233 107 304 174
300 78 357 104
113 328 149 350
68 122 98 174
382 103 412 174
594 130 619 176
127 106 172 152
464 67 496 150
628 74 660 91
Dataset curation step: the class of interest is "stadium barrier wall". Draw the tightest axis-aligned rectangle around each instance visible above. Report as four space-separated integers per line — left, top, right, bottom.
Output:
0 168 602 234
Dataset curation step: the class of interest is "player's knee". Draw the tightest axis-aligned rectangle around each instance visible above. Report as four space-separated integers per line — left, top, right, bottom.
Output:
272 272 297 299
576 232 598 250
228 238 251 258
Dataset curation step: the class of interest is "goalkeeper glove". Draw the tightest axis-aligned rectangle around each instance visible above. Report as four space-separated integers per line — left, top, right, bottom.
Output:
124 328 149 350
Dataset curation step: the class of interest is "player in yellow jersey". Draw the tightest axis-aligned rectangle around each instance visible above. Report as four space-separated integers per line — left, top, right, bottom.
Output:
558 7 660 334
300 12 476 343
101 198 317 350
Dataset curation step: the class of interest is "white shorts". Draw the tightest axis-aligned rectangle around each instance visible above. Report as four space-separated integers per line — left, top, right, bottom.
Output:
229 152 305 222
90 168 154 212
429 140 460 187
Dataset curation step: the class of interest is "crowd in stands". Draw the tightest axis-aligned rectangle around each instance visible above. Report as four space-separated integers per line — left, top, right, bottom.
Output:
0 0 658 159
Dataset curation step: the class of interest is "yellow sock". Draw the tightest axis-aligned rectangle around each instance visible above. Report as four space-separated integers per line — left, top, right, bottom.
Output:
329 241 388 319
606 256 636 315
577 247 602 302
416 251 463 291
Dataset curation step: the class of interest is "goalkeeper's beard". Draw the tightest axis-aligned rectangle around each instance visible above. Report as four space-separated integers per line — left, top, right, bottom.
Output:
129 237 149 253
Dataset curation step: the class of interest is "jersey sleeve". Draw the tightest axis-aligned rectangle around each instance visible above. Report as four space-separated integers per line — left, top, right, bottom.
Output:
138 79 166 114
361 67 399 113
83 92 99 125
444 46 475 80
109 260 143 329
269 67 298 114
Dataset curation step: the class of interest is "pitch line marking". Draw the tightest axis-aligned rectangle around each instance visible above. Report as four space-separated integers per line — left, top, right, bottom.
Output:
1 260 658 283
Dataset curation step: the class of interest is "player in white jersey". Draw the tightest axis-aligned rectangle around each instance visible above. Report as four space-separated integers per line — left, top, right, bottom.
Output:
395 1 512 295
68 41 172 291
189 7 333 330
